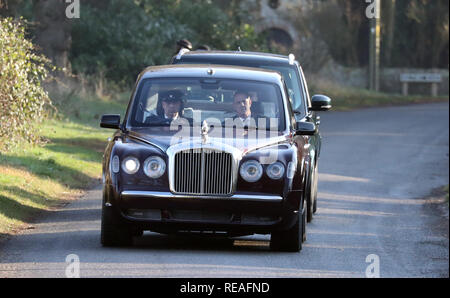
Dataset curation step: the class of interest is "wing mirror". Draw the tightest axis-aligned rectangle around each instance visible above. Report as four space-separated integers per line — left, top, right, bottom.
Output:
310 95 332 111
100 114 121 129
295 121 316 136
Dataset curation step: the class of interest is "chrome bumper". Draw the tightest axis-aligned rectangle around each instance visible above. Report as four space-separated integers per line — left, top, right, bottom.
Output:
121 191 283 202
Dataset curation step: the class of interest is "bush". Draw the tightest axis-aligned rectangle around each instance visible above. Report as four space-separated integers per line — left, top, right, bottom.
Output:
0 18 52 151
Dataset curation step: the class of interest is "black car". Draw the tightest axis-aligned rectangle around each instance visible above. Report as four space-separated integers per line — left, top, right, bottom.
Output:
173 51 331 223
100 65 331 252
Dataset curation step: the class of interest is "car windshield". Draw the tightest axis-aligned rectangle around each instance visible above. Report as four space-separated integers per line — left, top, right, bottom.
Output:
128 78 286 131
173 59 305 114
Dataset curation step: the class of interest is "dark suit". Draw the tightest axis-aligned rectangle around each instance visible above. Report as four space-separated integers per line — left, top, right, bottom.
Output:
222 114 272 129
145 114 193 126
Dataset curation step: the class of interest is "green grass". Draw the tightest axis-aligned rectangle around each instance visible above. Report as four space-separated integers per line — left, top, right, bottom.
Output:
0 94 126 235
309 79 449 111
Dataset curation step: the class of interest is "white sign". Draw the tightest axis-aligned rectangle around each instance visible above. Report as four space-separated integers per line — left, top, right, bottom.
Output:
400 73 442 83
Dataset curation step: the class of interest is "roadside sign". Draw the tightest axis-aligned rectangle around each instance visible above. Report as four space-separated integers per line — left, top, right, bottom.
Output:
400 73 442 83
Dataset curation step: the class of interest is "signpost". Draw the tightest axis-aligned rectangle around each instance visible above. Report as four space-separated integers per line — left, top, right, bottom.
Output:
400 73 442 96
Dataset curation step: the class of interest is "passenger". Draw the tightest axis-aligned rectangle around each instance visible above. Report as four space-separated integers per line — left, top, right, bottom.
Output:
230 90 268 128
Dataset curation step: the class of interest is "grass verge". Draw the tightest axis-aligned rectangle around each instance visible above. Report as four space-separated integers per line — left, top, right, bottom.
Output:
0 95 126 236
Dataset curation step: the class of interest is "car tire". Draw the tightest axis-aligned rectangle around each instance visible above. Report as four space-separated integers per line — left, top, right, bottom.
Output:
313 194 317 214
101 203 133 247
270 199 306 252
306 165 315 223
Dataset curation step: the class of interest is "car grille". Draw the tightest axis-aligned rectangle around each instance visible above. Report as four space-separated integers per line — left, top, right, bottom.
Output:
174 149 233 195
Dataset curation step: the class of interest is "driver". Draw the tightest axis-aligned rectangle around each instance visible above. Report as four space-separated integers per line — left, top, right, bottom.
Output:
145 90 189 125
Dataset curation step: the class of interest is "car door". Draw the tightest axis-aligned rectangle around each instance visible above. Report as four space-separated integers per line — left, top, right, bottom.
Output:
297 65 321 162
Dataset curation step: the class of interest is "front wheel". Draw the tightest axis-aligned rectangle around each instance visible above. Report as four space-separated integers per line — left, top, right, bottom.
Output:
270 200 306 252
307 164 318 222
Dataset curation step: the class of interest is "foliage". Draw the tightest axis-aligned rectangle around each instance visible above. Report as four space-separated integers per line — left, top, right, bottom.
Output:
0 17 53 151
388 0 449 68
0 83 126 235
292 0 448 69
70 0 266 88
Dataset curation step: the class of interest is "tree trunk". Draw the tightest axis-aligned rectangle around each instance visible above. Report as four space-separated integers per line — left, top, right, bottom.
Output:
32 0 72 74
383 0 396 66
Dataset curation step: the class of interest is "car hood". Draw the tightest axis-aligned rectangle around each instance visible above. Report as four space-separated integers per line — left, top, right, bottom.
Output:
126 127 291 154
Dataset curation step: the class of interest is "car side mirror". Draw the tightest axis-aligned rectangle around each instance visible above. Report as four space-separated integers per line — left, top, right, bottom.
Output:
310 95 332 111
295 121 316 136
100 114 121 129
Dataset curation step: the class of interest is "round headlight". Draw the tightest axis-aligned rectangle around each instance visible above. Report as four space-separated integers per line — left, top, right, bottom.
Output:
240 160 263 182
122 156 140 174
267 162 285 180
144 156 166 179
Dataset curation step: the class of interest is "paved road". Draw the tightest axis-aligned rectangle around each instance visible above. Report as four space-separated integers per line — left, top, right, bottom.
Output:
0 103 448 278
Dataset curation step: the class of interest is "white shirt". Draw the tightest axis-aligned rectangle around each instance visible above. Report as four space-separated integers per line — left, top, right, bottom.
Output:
239 116 254 127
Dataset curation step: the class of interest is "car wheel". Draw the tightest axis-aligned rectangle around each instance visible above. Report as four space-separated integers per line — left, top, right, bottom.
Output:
270 199 306 252
313 194 317 213
306 165 315 223
101 203 133 247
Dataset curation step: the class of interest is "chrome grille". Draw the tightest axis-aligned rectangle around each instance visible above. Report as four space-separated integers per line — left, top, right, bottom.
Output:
174 149 233 195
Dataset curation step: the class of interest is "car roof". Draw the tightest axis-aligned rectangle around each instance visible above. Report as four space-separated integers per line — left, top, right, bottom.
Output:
173 50 295 66
139 64 284 85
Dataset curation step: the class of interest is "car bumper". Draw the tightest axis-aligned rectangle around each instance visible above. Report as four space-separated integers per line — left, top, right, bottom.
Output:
107 187 301 234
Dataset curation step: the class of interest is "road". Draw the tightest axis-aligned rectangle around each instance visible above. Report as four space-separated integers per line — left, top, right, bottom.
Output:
0 102 448 278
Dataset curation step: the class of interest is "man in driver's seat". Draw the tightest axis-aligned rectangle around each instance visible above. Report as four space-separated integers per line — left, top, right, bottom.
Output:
145 90 190 125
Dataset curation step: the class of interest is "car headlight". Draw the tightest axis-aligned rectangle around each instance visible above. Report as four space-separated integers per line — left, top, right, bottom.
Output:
111 155 120 173
266 162 285 180
122 156 140 174
240 160 263 182
143 156 166 179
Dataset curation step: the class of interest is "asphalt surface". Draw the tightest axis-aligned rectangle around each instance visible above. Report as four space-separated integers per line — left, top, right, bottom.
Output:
0 102 448 278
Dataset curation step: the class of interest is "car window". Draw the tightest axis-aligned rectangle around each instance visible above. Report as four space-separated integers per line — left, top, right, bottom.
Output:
298 65 312 109
128 78 286 131
174 59 306 116
260 65 303 113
